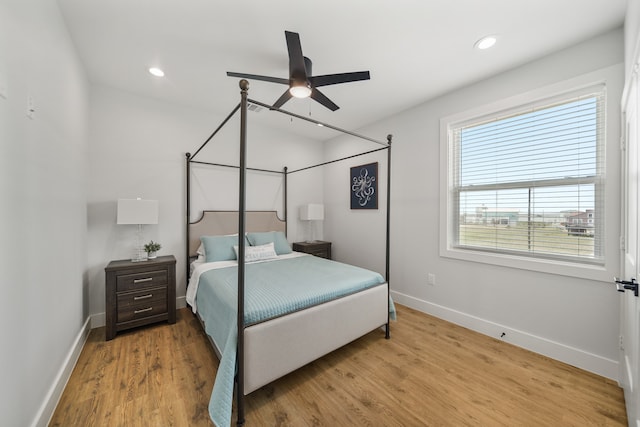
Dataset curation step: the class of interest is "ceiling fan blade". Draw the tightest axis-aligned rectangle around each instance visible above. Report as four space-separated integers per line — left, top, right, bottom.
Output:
285 31 307 79
309 71 371 88
226 71 289 85
272 89 293 109
310 88 339 111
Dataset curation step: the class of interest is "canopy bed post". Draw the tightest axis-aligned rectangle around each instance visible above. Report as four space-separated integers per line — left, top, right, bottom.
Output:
283 166 288 234
186 152 192 284
236 79 249 426
385 135 392 339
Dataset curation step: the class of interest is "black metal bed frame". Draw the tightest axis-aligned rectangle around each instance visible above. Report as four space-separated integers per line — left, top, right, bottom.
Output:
185 79 392 425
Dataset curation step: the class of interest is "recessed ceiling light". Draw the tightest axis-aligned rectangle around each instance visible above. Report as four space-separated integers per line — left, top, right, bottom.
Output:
148 67 165 77
474 35 497 50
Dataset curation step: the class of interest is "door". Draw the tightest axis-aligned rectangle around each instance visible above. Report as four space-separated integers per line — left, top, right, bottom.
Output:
621 66 640 427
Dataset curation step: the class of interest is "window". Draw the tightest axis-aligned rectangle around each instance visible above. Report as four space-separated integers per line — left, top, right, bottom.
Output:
444 85 605 265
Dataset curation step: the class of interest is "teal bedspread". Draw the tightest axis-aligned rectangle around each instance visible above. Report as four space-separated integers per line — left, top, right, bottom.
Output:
193 254 393 427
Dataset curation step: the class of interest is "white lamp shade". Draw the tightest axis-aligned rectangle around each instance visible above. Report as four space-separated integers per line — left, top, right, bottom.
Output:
117 199 159 225
299 204 324 221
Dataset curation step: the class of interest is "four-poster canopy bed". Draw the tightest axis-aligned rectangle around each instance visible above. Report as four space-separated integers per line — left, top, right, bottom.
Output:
185 79 393 426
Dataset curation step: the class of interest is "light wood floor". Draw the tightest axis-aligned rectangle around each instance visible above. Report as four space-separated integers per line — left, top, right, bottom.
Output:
50 305 627 426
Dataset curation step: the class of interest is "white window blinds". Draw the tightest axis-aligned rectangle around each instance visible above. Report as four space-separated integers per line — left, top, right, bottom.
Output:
449 86 605 264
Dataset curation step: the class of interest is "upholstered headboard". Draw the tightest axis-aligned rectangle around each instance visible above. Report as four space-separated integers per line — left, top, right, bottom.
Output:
188 210 286 257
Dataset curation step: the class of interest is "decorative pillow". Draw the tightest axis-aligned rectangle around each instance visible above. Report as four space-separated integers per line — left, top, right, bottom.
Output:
246 231 292 255
233 242 278 263
201 235 240 262
198 234 250 262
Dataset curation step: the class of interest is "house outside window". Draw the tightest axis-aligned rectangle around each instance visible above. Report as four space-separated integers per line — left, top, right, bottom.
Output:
441 85 605 267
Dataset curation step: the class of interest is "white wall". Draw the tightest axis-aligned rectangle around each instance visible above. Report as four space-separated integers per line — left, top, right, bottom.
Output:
87 85 325 323
625 0 640 78
324 28 624 379
0 1 89 426
321 138 390 274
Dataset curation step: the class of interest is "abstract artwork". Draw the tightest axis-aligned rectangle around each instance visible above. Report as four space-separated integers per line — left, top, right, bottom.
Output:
350 162 378 209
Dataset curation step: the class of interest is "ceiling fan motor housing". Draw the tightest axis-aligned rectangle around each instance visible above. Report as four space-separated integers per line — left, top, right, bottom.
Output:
290 56 312 89
226 30 370 111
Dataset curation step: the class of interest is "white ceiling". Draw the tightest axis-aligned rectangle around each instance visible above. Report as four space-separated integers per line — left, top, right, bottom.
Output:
57 0 627 140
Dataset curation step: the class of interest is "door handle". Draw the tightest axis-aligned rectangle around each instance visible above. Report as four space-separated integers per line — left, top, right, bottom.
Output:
615 277 639 297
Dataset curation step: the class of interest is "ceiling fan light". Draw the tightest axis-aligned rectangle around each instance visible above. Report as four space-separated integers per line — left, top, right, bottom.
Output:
289 84 312 98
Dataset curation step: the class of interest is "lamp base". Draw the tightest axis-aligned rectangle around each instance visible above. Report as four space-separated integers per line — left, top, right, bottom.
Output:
130 224 148 262
131 242 148 262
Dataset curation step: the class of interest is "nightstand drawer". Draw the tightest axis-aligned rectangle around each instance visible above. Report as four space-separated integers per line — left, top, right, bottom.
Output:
116 269 167 292
117 297 168 323
117 286 167 310
293 241 332 260
307 248 329 258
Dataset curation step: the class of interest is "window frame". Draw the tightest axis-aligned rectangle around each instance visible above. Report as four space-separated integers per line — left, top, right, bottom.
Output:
439 75 618 281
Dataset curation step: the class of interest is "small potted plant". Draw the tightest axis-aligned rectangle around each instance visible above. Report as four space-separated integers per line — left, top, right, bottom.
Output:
144 240 162 259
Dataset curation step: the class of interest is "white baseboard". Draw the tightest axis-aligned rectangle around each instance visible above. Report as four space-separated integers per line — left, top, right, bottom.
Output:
391 290 619 381
31 316 91 427
91 311 105 328
176 295 186 309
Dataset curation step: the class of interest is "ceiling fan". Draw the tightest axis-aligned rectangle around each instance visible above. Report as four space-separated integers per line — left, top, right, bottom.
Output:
227 31 370 111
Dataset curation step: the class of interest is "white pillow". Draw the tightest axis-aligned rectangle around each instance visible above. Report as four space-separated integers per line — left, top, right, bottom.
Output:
196 243 205 262
234 242 278 263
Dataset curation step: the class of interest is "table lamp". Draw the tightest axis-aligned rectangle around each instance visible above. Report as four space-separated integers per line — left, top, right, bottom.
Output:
299 203 324 243
117 198 159 262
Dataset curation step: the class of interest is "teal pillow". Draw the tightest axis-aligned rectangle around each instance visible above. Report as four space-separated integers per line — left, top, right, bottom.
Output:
246 231 292 255
201 235 241 262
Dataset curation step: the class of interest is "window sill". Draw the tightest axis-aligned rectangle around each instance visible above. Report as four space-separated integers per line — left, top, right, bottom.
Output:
440 246 612 282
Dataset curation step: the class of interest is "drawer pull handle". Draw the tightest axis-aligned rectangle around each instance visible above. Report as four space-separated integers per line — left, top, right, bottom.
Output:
134 307 153 314
133 294 153 301
133 277 153 284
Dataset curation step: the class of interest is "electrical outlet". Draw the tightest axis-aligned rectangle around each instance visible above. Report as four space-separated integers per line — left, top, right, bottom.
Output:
27 94 35 119
427 273 436 285
620 335 624 350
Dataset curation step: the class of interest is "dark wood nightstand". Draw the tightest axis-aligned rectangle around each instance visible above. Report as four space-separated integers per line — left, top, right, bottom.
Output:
105 255 176 340
292 241 332 259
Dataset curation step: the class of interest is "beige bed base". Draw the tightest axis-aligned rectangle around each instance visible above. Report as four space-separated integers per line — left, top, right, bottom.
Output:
188 210 389 394
244 283 388 393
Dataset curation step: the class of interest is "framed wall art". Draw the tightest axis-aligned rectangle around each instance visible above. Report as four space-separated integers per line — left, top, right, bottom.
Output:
350 162 378 209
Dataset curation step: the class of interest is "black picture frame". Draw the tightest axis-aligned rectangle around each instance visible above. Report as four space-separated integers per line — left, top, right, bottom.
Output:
350 162 378 209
